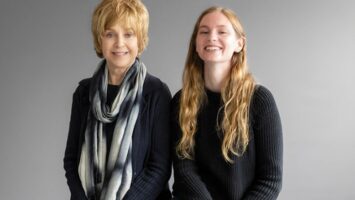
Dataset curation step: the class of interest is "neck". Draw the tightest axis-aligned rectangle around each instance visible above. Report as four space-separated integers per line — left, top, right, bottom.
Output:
204 62 231 92
108 66 129 85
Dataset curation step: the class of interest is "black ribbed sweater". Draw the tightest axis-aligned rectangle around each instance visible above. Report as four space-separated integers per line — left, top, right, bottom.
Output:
171 85 283 200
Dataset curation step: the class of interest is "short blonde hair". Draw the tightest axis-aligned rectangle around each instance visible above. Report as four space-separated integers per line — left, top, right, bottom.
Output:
92 0 149 58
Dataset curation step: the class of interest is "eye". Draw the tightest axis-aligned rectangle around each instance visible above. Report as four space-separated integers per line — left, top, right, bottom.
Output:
198 30 209 34
218 30 228 35
104 31 114 38
124 32 135 38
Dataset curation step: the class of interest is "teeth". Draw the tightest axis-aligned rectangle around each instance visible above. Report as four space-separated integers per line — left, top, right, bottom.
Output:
205 46 220 51
113 52 127 55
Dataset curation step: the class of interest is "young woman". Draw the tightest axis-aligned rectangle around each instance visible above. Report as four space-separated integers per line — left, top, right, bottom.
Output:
171 6 283 200
63 0 171 199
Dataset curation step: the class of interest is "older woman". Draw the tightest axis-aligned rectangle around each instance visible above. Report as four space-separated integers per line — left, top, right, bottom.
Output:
64 0 171 199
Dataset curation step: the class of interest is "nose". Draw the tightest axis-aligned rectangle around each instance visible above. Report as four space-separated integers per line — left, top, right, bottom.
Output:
208 30 218 42
114 34 124 47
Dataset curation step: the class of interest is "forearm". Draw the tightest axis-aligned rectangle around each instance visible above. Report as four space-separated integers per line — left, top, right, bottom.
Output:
243 86 283 200
64 88 88 200
242 174 282 200
64 133 88 199
172 158 213 200
170 92 213 200
123 164 171 200
124 85 172 200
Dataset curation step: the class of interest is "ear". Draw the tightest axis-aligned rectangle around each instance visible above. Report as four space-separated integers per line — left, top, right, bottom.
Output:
235 37 244 53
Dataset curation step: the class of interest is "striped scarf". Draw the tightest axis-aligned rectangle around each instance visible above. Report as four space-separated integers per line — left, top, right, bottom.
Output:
78 59 146 200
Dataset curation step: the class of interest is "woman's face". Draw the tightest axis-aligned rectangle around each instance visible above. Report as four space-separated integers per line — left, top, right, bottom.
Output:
195 11 242 66
101 22 138 71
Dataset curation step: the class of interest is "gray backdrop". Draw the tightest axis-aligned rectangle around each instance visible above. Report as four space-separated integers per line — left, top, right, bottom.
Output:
0 0 354 199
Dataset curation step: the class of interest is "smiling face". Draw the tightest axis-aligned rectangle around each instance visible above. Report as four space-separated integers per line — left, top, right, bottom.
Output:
91 0 149 58
101 22 139 70
195 11 243 66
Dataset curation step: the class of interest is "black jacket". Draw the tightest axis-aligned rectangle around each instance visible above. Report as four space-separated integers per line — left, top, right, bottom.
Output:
64 73 172 200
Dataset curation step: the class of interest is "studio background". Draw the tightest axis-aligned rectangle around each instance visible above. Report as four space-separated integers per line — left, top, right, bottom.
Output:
0 0 354 199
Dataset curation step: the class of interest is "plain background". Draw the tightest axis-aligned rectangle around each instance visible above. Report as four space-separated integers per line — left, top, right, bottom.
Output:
1 0 354 199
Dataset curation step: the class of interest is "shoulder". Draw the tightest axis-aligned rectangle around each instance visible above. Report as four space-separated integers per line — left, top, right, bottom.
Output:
75 78 91 94
250 84 279 116
171 90 182 108
252 85 275 103
72 78 91 105
78 78 92 88
170 90 182 117
143 73 171 98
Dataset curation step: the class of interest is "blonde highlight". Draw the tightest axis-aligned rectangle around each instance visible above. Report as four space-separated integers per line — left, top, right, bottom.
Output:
91 0 149 58
177 6 256 163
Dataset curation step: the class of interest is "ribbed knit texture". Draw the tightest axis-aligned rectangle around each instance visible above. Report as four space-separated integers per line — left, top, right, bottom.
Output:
171 85 283 200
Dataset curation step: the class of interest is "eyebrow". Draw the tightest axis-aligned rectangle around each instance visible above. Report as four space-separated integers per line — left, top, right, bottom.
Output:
104 28 135 32
199 25 228 29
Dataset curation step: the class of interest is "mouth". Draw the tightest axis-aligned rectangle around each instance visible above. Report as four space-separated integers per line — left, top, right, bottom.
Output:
204 46 222 52
112 51 128 56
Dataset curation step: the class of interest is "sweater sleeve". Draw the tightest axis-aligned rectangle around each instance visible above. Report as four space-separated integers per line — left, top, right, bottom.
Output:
123 83 172 200
63 86 88 200
171 92 213 200
243 86 283 200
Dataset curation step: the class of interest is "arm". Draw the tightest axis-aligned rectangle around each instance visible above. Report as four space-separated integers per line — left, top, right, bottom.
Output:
123 84 172 200
170 93 213 200
63 87 88 200
243 86 283 200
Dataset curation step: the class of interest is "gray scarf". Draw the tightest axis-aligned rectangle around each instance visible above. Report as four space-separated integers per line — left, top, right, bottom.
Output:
78 59 146 200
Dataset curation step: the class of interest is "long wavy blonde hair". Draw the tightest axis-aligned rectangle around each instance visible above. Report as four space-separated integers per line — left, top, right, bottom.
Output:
177 6 256 163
